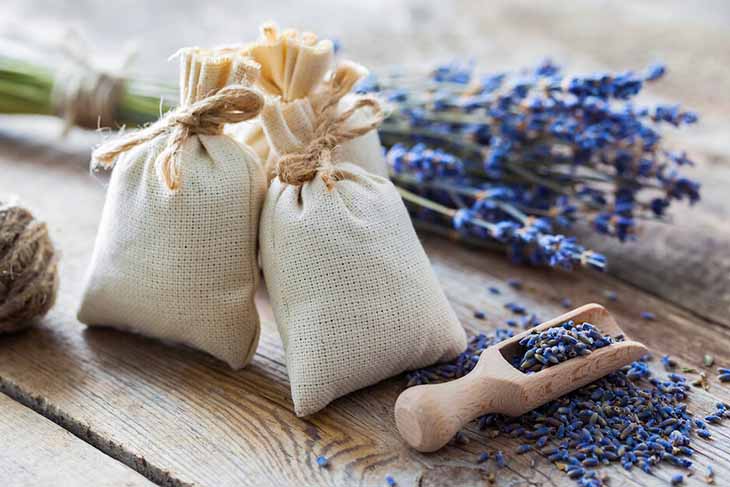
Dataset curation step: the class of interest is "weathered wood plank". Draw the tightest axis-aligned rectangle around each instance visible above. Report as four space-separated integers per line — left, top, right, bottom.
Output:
0 392 154 487
1 145 729 486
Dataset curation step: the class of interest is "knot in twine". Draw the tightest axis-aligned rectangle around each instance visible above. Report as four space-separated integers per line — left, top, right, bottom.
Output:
91 85 264 190
0 203 58 333
276 95 384 190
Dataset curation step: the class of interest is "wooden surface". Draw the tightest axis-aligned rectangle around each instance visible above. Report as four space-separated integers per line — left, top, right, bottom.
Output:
0 393 154 487
395 304 649 452
2 1 730 486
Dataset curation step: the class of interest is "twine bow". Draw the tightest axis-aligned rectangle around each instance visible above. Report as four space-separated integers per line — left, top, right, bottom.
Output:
275 65 384 190
92 85 264 190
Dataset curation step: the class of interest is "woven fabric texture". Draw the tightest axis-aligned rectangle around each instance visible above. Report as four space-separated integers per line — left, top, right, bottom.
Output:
260 103 466 415
77 51 266 369
227 24 389 179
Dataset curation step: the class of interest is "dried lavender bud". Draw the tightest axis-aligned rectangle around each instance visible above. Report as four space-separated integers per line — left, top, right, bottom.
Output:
495 450 506 468
474 310 486 320
515 444 532 454
512 320 620 373
507 278 523 290
661 355 677 370
316 455 328 468
641 311 656 321
385 475 396 486
671 473 684 485
505 302 526 315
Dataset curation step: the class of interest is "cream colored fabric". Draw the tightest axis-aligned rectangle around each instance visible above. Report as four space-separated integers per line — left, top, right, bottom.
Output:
260 99 466 416
78 49 266 369
226 24 388 179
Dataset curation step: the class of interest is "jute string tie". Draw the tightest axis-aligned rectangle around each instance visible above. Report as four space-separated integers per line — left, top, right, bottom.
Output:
50 37 135 135
91 85 264 190
276 90 384 190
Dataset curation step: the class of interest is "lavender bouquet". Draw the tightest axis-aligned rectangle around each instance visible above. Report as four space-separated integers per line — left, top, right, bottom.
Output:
1 47 701 272
357 60 700 271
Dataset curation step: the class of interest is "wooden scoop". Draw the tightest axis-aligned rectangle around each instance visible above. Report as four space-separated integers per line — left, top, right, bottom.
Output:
395 303 648 452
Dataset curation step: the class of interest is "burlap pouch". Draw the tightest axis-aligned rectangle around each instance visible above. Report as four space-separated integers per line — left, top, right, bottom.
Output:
260 62 467 416
77 49 266 369
227 23 388 180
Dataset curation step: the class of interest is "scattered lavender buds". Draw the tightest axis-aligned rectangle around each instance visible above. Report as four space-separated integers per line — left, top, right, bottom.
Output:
671 473 684 485
360 60 701 271
561 297 573 309
641 311 657 321
385 474 397 486
406 327 726 487
505 302 527 315
316 455 329 468
661 355 678 370
707 465 715 484
474 310 486 320
513 321 620 373
495 450 506 468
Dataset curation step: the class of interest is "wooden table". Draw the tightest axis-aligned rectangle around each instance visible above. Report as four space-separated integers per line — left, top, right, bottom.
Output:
2 1 730 486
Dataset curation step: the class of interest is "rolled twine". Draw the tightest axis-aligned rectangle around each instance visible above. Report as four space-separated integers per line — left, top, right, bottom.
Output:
91 84 264 190
0 203 58 333
275 65 385 190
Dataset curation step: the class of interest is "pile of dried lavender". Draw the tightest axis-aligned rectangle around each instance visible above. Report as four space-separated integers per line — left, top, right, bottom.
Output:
407 329 726 486
512 321 620 373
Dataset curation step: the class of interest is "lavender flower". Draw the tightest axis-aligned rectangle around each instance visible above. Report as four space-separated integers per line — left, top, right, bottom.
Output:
360 59 701 270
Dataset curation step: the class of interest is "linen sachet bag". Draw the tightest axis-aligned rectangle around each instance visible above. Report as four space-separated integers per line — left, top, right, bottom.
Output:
230 23 389 179
260 61 467 416
77 48 267 369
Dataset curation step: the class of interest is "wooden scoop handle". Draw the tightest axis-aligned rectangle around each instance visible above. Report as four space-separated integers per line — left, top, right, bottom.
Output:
394 366 518 452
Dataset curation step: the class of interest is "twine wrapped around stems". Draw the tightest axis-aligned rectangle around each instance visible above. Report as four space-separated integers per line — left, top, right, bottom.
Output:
92 84 264 190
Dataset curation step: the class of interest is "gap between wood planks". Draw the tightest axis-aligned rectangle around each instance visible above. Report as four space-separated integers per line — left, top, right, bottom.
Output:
0 377 190 487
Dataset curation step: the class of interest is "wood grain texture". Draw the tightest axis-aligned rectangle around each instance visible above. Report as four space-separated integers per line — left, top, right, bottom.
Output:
0 142 730 486
1 1 730 485
0 393 154 487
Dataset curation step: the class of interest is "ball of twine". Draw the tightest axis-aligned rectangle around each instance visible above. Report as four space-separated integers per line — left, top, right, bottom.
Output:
0 202 59 333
